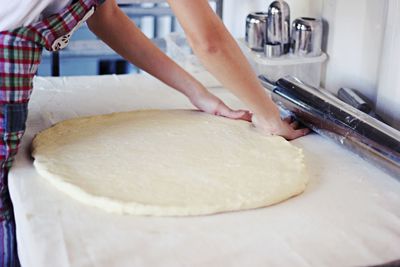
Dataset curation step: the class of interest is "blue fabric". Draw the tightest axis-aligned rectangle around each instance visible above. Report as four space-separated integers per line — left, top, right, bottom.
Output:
3 104 28 133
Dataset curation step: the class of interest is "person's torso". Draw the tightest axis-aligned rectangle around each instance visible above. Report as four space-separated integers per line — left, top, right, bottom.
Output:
0 0 73 32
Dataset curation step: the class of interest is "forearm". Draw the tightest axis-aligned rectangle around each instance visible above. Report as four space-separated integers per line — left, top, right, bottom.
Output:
190 27 279 119
167 0 279 120
87 0 206 100
85 0 305 138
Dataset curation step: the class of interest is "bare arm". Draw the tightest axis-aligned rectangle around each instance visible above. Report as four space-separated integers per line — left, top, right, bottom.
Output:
87 0 249 120
167 0 308 139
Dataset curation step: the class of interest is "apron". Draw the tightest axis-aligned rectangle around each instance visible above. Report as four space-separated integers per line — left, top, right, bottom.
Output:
0 0 105 265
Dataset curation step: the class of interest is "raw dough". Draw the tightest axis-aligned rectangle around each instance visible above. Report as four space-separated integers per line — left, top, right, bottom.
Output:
32 109 308 216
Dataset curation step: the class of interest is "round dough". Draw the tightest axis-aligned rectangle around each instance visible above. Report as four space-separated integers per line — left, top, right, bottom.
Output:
32 109 308 216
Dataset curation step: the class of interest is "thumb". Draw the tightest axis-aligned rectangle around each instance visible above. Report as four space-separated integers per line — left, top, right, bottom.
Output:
233 110 252 121
218 105 252 122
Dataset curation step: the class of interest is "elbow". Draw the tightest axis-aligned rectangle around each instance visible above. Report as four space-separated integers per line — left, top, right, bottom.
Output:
87 0 119 32
187 29 225 56
203 41 221 55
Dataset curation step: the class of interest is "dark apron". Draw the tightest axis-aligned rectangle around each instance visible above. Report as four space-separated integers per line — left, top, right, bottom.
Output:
0 0 105 265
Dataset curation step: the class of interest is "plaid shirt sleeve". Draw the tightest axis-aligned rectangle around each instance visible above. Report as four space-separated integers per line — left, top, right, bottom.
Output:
0 0 106 266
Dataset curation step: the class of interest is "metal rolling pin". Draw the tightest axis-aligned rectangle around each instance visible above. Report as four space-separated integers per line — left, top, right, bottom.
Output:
259 75 400 179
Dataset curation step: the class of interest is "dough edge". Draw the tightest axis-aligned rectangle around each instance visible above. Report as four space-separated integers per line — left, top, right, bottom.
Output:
33 159 308 216
32 109 309 216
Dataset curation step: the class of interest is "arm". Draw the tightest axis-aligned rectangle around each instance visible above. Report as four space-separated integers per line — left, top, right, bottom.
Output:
167 0 308 139
87 0 250 120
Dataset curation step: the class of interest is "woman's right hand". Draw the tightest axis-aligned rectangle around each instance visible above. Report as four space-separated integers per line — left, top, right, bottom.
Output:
252 113 310 140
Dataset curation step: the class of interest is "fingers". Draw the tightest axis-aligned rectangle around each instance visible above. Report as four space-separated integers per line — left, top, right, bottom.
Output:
216 103 252 122
290 120 299 128
284 117 301 129
283 117 292 124
251 114 310 140
217 106 309 140
284 127 310 140
280 117 310 140
283 116 299 128
237 110 253 121
223 109 252 121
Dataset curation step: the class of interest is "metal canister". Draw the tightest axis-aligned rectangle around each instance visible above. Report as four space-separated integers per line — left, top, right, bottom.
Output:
291 17 323 57
264 43 282 58
245 12 268 52
267 0 290 54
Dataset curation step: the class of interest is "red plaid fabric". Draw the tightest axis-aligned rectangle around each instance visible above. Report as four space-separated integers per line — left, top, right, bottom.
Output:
0 0 105 266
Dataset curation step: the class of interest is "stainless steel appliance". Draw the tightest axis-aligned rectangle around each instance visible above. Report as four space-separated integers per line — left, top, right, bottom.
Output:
267 1 290 54
291 17 323 57
245 12 268 52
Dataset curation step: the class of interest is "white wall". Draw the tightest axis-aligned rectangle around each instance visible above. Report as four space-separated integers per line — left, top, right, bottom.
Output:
320 0 387 102
376 0 400 128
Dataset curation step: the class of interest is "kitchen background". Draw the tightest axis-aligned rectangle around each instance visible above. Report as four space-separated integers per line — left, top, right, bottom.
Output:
37 0 400 129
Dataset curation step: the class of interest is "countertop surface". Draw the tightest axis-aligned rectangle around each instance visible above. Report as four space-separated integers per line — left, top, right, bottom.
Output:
9 73 400 267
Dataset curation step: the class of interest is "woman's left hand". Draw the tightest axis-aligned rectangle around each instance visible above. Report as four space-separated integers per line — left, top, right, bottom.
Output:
190 90 252 121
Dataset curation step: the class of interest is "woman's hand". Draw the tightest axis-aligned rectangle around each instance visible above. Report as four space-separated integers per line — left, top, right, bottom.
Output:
191 88 309 140
190 89 252 121
190 88 309 140
252 114 310 140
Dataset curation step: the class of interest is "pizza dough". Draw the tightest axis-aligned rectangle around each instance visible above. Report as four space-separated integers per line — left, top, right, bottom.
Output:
32 109 308 216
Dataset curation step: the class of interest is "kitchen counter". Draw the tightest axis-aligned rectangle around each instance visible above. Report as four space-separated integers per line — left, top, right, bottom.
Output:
9 72 400 267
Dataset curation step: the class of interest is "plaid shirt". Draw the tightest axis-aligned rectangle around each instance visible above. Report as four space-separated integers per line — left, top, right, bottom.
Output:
0 0 105 266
